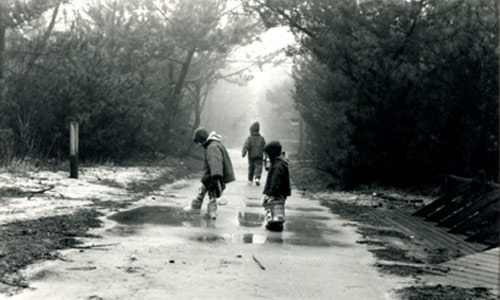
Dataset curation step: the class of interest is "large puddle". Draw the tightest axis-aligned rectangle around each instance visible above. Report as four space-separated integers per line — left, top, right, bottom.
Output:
108 206 198 226
188 232 348 247
108 206 348 247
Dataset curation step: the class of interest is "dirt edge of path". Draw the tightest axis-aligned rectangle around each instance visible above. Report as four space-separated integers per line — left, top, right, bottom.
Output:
0 156 200 295
290 163 497 300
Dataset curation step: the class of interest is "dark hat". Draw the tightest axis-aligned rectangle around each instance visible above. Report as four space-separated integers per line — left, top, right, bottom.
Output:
193 127 209 144
264 140 282 159
250 121 260 133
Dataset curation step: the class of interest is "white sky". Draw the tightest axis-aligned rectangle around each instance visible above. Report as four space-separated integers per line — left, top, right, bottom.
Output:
240 27 295 118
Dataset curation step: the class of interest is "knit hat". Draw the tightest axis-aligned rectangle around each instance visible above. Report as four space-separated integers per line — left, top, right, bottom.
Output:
250 121 260 133
193 127 209 144
264 140 282 159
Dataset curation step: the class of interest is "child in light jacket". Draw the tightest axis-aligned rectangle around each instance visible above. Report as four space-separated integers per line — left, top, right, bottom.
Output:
184 127 235 220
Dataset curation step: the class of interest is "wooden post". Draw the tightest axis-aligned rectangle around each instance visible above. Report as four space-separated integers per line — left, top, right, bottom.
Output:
70 121 78 179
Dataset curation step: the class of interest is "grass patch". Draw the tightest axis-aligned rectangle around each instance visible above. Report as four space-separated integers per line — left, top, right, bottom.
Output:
397 285 497 300
369 246 424 264
356 240 387 246
358 226 412 241
0 187 25 197
0 210 102 282
319 199 386 226
375 263 437 277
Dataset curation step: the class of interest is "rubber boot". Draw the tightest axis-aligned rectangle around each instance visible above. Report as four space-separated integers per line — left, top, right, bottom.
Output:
183 201 201 214
183 185 206 214
207 198 217 220
264 201 285 231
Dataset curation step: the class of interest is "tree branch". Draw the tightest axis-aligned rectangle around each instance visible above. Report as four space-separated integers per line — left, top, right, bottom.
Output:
23 0 62 76
254 0 318 39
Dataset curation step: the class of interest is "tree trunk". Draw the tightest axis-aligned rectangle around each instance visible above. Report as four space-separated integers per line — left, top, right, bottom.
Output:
0 3 5 84
163 49 195 154
171 48 195 119
192 83 202 131
0 25 4 82
24 0 61 76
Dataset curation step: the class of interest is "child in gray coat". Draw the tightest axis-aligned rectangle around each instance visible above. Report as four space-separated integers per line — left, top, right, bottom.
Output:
184 127 235 219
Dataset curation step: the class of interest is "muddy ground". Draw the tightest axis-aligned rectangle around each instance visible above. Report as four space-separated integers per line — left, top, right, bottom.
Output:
321 201 496 299
0 156 200 294
290 163 497 300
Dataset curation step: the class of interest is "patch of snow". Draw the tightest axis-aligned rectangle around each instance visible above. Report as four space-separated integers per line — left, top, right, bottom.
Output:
0 166 164 225
0 197 93 225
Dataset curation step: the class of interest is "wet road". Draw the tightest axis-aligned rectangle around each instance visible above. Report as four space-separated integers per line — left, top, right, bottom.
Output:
11 150 406 300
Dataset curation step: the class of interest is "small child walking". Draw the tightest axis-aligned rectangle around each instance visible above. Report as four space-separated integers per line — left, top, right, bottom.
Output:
262 140 291 230
242 121 266 186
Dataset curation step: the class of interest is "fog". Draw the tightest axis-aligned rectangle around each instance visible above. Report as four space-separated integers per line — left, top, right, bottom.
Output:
200 27 300 153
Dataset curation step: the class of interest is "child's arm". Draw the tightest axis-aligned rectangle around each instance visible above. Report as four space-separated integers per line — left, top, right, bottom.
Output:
242 137 249 157
266 165 284 197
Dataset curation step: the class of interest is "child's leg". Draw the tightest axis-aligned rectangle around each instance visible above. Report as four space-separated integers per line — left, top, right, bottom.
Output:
206 183 224 219
193 184 208 207
184 183 207 213
248 158 255 182
207 195 217 219
254 159 263 180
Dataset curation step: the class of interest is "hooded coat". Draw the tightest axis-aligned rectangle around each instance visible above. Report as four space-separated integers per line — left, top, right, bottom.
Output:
263 141 291 198
242 122 266 159
201 132 236 184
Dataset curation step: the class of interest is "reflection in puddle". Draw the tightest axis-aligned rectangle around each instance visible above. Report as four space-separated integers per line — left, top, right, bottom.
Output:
238 212 265 227
194 235 225 242
191 229 347 247
291 207 324 212
243 202 262 208
243 233 254 244
108 206 349 248
293 215 331 221
108 206 203 227
283 216 344 247
191 233 283 245
241 233 284 244
265 236 285 244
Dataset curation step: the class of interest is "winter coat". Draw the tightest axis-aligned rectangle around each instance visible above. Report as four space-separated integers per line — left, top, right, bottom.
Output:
242 132 266 160
201 132 236 184
263 155 291 198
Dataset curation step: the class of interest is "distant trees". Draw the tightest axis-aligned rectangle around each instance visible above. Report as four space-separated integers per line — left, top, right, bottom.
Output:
244 0 499 186
0 0 63 161
260 78 301 147
0 0 263 162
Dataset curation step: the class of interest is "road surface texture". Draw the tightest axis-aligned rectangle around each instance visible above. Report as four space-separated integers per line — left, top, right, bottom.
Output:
10 150 408 300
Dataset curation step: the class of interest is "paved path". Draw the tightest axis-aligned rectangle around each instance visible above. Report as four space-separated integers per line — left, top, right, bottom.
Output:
10 150 408 300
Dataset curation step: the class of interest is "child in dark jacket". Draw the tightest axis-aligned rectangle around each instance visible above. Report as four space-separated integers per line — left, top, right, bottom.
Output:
242 121 266 186
262 140 291 230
